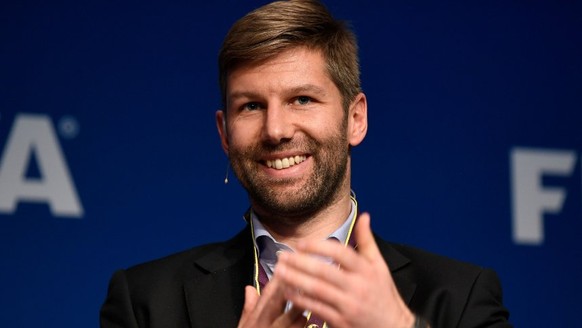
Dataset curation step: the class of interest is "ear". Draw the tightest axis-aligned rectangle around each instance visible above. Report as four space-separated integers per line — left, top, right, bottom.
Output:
216 110 229 154
347 92 368 147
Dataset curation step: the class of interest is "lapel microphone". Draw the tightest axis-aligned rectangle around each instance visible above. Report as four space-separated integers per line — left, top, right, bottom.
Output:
224 163 230 184
222 117 230 185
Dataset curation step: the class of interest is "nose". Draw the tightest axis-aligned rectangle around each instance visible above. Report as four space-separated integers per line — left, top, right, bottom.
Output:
262 104 294 144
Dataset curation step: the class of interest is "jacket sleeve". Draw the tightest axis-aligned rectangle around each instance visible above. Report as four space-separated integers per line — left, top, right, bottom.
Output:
100 270 140 328
456 268 512 328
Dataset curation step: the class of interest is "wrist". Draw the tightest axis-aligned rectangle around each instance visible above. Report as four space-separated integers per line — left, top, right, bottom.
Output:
411 314 430 328
398 309 415 328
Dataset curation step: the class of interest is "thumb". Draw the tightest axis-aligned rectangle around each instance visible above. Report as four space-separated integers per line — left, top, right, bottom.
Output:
354 212 382 261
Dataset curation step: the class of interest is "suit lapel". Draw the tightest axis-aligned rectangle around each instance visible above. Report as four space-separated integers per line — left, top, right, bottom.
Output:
375 235 417 305
183 227 254 327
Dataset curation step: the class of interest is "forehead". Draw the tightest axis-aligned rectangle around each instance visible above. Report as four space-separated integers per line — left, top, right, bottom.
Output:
226 47 337 99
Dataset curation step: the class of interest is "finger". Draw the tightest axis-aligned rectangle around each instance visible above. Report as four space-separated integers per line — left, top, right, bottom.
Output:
353 212 383 262
243 285 259 314
276 255 350 314
277 253 344 294
293 238 364 273
283 285 342 326
238 286 258 327
240 277 289 326
254 277 287 319
272 303 306 328
277 250 349 289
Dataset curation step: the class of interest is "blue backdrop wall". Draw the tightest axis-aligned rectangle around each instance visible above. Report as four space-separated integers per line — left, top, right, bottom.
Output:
1 1 580 327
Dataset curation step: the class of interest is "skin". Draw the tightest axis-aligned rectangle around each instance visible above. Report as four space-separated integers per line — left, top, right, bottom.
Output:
216 47 414 327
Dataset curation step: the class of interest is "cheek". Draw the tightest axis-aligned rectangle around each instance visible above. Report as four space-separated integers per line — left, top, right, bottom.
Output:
307 114 345 139
228 122 260 148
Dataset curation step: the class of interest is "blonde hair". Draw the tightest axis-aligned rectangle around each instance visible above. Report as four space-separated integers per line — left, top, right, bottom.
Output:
218 0 361 111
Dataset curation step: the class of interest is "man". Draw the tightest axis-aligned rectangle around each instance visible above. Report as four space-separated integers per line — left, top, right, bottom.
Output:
101 1 511 327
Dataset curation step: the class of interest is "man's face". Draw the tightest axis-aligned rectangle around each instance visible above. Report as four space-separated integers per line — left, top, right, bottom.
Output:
217 47 366 221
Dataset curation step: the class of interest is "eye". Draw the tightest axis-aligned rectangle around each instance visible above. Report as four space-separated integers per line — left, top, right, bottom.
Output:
243 102 261 111
295 96 312 105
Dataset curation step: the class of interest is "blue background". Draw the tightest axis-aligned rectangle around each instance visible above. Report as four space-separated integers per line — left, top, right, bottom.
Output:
1 1 580 326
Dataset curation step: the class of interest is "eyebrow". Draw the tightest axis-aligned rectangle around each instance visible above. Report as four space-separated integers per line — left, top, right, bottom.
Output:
228 83 328 104
227 91 259 103
287 84 327 97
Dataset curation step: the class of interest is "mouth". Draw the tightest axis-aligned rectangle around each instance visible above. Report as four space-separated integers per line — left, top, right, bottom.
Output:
265 155 307 170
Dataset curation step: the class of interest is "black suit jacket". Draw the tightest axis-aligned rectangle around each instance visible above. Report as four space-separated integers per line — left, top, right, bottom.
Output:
100 226 511 327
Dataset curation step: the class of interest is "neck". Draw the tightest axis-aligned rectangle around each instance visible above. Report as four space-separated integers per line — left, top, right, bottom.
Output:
253 191 353 250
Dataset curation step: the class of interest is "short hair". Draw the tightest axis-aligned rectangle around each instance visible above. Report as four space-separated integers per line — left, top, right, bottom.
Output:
218 0 361 112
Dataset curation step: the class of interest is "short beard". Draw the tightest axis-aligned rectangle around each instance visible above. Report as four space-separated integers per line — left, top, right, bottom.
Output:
229 125 349 225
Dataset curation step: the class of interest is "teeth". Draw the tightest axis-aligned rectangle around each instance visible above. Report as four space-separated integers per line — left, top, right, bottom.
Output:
266 155 306 170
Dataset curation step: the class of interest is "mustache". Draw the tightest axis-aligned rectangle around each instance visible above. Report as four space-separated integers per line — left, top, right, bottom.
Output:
239 138 321 158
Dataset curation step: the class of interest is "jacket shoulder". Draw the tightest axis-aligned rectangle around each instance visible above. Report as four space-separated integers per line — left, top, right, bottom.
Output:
101 228 254 327
378 241 510 327
387 242 484 279
122 227 252 291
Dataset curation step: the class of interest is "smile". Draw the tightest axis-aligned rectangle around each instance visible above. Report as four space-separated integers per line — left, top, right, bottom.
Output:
266 155 307 170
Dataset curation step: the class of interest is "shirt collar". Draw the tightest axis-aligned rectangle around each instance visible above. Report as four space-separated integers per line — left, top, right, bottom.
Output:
251 196 358 260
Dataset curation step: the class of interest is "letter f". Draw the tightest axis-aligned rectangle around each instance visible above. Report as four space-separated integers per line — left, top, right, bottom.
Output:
510 148 576 245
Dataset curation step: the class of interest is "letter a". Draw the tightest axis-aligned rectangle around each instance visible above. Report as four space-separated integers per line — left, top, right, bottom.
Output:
510 147 576 245
0 114 84 217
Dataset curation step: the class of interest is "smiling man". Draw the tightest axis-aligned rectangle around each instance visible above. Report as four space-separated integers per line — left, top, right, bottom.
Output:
217 46 361 239
101 1 511 327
